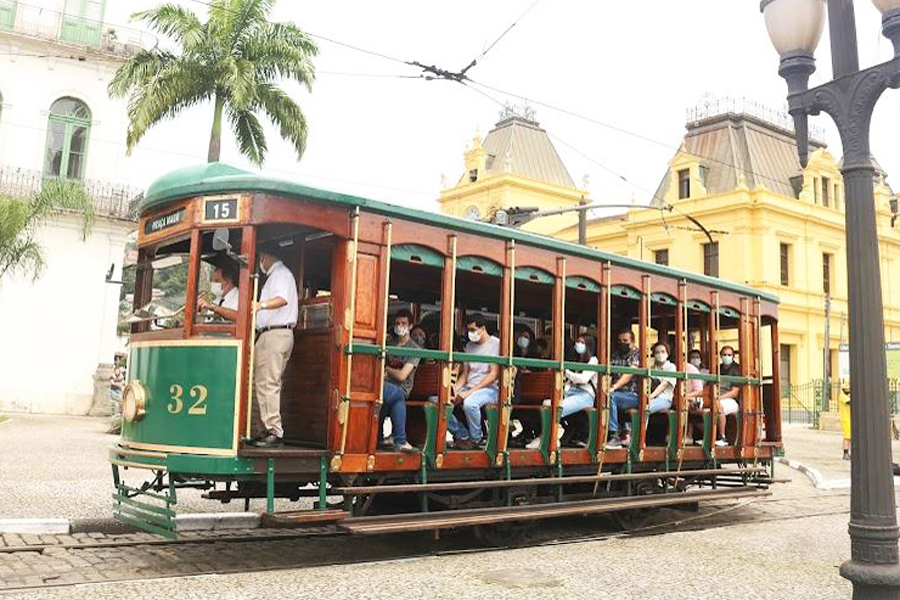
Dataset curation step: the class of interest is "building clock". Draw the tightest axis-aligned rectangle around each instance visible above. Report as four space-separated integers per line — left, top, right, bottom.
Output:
463 206 481 221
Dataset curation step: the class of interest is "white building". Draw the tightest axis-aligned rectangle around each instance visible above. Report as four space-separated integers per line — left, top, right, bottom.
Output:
0 0 154 414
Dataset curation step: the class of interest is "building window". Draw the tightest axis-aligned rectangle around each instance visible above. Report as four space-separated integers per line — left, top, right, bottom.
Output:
780 344 792 392
823 253 833 296
822 176 831 207
813 178 820 204
699 165 709 188
678 169 690 199
44 97 91 180
0 1 14 30
703 242 719 278
780 243 790 286
834 183 841 210
61 0 106 48
654 249 669 266
469 169 478 183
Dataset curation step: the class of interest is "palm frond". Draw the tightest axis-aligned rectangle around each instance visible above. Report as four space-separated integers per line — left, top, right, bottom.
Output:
220 57 257 111
228 107 267 166
132 4 205 50
255 83 308 160
241 23 317 88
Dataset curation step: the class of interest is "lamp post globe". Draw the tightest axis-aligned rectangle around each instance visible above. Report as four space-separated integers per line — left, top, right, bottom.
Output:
761 0 826 55
872 0 900 55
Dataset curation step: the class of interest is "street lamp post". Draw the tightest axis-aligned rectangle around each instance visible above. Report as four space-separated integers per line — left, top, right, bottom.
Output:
762 0 900 596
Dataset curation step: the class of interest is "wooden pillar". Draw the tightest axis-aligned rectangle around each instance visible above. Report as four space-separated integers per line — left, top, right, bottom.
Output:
675 281 687 451
433 235 457 467
183 228 202 337
549 257 566 464
637 275 650 457
770 321 783 443
236 225 257 439
709 292 720 446
495 241 515 463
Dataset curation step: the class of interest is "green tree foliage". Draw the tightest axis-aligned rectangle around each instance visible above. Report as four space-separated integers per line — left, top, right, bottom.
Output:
109 0 318 165
0 180 95 284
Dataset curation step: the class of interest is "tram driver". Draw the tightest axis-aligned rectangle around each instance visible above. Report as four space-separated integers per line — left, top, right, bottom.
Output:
198 258 239 322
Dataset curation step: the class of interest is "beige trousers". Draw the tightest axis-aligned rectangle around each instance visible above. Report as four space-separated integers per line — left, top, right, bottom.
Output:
254 329 294 438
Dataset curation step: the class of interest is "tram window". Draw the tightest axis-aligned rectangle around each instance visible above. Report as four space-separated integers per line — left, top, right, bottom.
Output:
133 237 191 330
565 283 598 356
387 250 443 348
195 227 243 329
514 272 555 359
455 258 503 343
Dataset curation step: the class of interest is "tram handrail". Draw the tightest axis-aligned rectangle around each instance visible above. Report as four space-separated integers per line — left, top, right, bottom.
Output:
349 343 764 386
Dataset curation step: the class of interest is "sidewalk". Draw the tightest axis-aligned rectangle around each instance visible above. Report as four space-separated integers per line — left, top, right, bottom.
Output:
0 414 298 521
780 423 900 484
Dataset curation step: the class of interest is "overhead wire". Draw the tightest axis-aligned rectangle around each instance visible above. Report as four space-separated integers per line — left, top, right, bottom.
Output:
458 0 543 77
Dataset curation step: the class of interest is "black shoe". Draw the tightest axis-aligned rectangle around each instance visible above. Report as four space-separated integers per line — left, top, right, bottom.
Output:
253 433 283 448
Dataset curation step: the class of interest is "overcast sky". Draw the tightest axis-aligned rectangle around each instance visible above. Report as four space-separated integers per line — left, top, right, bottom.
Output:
127 0 900 214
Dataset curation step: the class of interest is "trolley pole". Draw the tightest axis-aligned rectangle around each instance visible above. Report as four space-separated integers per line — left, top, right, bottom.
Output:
762 0 900 596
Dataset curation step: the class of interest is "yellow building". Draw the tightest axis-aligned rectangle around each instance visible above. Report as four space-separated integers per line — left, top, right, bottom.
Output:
553 110 900 388
440 111 587 236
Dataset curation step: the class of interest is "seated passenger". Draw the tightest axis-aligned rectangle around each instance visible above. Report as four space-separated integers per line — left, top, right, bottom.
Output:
378 309 419 453
447 313 501 450
410 324 427 349
198 259 239 322
716 345 741 447
605 329 642 448
528 335 598 449
685 349 707 442
530 338 551 360
515 328 534 358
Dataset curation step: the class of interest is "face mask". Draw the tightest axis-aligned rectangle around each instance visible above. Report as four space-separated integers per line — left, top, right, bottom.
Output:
690 357 702 368
655 352 668 363
574 342 587 355
618 340 631 351
468 329 481 343
517 336 530 350
394 325 409 338
722 355 734 366
412 334 426 346
210 282 223 296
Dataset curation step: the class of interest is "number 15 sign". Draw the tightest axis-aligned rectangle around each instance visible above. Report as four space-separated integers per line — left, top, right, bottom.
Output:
201 195 241 224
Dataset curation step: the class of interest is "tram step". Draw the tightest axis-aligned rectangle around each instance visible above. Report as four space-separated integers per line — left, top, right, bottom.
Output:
340 487 769 535
260 509 350 527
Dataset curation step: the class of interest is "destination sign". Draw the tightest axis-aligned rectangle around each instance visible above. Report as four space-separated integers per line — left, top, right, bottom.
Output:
203 197 239 222
144 208 186 235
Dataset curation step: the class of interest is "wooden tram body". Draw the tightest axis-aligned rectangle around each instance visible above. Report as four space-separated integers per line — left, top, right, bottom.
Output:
111 163 783 539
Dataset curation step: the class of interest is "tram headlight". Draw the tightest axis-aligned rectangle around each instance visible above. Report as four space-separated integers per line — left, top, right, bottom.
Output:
121 381 148 423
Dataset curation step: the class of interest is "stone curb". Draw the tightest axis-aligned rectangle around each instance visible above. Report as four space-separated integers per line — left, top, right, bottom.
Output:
0 513 260 535
775 456 900 490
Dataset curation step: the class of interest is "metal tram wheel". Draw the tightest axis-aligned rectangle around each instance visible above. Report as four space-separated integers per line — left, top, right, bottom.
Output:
608 479 663 532
472 487 535 547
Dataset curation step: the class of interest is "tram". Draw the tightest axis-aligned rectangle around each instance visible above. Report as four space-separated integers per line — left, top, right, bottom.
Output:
111 162 784 542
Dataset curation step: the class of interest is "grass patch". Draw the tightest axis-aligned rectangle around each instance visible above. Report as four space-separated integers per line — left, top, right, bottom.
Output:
0 415 8 424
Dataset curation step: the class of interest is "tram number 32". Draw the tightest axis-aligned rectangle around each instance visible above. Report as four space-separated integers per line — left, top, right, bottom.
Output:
168 384 209 415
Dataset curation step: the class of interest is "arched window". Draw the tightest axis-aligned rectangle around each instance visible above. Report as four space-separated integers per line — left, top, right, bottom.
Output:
44 97 91 180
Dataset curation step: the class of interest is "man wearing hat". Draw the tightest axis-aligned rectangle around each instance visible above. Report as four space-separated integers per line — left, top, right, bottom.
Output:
251 241 298 448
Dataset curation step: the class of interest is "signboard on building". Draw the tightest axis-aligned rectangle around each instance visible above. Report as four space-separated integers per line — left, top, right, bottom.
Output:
839 342 900 380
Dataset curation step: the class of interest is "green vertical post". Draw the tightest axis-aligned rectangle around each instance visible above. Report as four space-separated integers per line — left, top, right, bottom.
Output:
318 457 327 511
266 458 275 514
419 454 429 513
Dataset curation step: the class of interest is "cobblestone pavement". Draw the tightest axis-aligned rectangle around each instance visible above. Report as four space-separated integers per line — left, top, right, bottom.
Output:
0 472 861 597
1 496 856 600
0 415 302 520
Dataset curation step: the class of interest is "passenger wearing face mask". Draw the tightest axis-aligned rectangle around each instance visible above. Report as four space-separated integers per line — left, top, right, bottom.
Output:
378 309 419 453
684 349 707 441
605 329 642 449
447 313 501 450
528 335 598 449
409 324 428 349
198 259 239 322
715 345 741 447
250 242 298 448
647 341 677 412
515 329 534 358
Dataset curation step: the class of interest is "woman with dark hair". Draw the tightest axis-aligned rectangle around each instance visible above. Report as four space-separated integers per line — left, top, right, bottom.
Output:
527 334 598 449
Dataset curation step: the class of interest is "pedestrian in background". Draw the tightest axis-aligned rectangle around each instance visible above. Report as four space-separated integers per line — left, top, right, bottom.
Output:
839 380 851 460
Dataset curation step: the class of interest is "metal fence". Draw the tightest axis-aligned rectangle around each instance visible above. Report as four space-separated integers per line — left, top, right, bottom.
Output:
0 165 142 221
782 379 900 426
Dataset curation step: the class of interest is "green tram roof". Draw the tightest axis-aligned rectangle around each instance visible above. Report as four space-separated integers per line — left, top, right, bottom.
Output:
142 163 779 304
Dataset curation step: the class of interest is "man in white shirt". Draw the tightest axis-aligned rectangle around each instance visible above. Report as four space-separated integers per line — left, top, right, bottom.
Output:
198 259 239 322
447 313 501 450
251 242 298 448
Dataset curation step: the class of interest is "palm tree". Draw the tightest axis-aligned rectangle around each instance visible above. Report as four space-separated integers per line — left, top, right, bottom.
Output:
0 180 95 284
109 0 317 166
